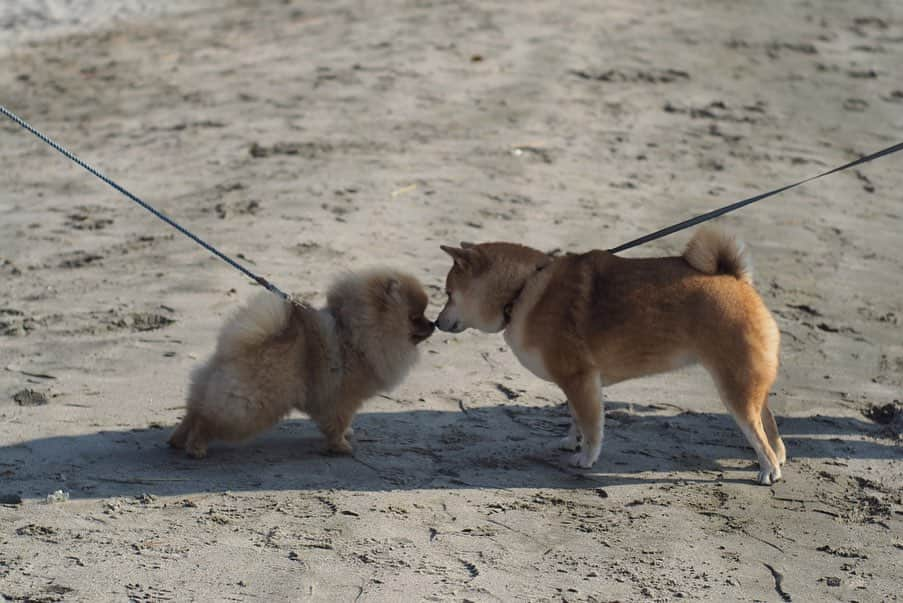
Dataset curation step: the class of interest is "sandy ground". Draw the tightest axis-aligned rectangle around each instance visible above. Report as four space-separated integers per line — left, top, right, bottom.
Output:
2 0 902 601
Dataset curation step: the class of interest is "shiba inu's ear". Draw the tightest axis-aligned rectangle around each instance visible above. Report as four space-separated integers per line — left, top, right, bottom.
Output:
537 254 553 270
440 245 476 270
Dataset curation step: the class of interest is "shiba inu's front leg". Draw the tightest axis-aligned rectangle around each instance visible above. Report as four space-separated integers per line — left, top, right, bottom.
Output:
559 373 603 468
558 420 582 451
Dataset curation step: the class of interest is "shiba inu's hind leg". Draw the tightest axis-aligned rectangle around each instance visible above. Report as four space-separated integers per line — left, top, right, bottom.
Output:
761 402 786 465
559 372 604 468
707 360 782 485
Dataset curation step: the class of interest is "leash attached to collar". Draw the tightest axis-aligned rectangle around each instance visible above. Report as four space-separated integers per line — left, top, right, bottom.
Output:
502 263 547 327
609 141 903 254
1 105 291 301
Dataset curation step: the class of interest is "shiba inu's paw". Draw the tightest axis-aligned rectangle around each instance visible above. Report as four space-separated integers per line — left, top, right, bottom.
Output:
568 449 597 469
775 441 787 466
757 465 782 485
559 435 581 451
559 423 581 451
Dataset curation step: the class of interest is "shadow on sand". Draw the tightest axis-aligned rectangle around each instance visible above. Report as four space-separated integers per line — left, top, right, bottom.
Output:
2 401 898 500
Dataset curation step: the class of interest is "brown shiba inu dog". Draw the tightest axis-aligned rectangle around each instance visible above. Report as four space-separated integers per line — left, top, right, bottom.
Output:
436 228 785 484
169 269 435 458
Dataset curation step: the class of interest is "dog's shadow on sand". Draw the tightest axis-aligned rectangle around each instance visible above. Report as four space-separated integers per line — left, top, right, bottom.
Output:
2 401 899 500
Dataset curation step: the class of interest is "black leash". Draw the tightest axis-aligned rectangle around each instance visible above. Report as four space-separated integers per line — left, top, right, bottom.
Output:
609 141 903 254
1 105 291 300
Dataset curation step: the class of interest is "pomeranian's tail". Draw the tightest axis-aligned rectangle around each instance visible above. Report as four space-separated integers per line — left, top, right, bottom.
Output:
683 227 753 284
216 291 292 355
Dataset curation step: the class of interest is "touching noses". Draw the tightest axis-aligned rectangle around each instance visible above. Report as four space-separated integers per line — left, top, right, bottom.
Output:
435 302 463 333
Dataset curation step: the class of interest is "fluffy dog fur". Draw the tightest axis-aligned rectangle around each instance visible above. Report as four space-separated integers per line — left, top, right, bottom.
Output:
169 269 434 458
436 228 786 485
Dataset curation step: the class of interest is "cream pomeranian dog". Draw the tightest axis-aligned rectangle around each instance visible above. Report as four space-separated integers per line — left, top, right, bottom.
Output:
169 269 434 458
436 228 785 485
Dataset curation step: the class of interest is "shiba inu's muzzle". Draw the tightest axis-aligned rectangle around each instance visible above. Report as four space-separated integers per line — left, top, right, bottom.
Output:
435 299 465 333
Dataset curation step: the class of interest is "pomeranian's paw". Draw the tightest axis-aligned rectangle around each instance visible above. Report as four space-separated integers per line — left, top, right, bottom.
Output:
186 447 208 459
168 416 193 449
327 438 353 455
185 440 208 459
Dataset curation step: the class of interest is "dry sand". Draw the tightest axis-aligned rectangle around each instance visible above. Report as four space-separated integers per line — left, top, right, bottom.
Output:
1 1 902 601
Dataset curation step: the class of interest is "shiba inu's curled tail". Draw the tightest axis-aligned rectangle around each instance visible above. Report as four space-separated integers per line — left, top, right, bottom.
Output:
683 227 753 284
216 291 292 355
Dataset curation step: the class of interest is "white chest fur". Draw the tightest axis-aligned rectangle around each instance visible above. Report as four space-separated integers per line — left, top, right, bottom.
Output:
507 337 553 382
503 282 553 383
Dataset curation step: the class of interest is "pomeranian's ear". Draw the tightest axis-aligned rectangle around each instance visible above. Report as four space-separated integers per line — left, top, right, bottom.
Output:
440 245 476 270
385 277 402 302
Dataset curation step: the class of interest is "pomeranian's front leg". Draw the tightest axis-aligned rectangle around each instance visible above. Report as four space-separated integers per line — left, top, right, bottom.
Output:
318 410 355 454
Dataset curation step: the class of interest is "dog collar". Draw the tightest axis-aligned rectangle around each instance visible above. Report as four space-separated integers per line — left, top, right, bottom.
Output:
502 262 548 328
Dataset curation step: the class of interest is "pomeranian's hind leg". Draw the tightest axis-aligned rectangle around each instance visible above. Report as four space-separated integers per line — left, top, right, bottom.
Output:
168 413 193 449
174 362 213 456
184 418 210 459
